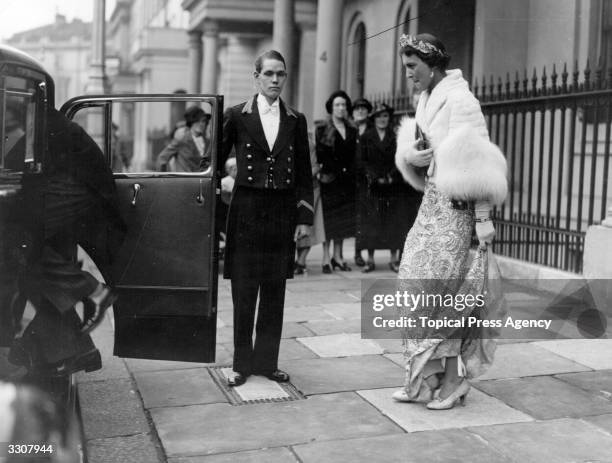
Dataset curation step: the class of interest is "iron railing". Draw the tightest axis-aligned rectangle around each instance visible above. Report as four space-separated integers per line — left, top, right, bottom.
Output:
368 61 612 273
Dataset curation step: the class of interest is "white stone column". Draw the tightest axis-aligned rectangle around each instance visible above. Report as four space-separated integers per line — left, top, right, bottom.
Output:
273 0 295 104
312 0 344 122
188 30 203 93
87 0 107 94
202 21 219 95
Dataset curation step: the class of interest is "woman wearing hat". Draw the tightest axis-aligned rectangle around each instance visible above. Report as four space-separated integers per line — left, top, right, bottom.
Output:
357 103 419 272
315 90 358 273
351 97 373 268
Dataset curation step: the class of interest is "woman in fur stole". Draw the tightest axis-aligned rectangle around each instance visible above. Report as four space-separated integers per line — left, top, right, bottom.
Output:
393 33 508 409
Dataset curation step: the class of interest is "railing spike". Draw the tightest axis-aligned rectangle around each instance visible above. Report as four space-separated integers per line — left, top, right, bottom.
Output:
531 67 538 96
561 62 568 93
573 60 579 91
596 54 604 89
505 72 511 98
473 76 479 98
551 63 558 94
497 76 503 99
489 74 495 101
584 58 591 91
514 70 520 98
541 66 547 95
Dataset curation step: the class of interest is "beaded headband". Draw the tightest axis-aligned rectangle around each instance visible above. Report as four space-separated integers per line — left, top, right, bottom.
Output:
399 34 445 57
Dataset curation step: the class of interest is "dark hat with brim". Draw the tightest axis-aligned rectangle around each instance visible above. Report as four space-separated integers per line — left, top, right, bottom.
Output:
369 102 394 119
352 98 373 113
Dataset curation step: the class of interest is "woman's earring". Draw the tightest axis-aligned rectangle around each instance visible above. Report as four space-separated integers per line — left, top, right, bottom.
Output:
430 71 434 78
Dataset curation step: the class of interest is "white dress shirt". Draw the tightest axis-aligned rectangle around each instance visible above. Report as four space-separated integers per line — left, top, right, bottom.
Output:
257 93 280 151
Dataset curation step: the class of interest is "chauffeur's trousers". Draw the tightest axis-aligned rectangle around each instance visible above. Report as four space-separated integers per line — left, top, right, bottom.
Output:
231 277 286 375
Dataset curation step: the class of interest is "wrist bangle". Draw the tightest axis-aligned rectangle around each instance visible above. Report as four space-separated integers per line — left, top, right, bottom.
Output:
474 217 491 223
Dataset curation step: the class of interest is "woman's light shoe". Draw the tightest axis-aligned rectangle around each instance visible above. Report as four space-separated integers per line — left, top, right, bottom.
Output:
426 380 470 410
392 385 435 403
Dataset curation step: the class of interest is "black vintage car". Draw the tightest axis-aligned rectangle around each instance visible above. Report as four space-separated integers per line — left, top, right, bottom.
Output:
0 44 222 395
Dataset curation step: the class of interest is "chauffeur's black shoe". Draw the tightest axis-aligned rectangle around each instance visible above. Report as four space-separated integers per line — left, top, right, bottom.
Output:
227 372 248 387
259 369 290 382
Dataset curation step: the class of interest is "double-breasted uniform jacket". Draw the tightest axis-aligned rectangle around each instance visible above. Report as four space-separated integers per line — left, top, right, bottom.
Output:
221 94 314 280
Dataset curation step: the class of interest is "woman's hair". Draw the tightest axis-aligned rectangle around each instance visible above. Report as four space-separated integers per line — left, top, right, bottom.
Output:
254 50 286 73
184 106 208 127
325 90 352 115
398 33 451 71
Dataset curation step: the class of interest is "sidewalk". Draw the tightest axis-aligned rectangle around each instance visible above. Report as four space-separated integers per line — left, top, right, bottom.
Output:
78 239 612 463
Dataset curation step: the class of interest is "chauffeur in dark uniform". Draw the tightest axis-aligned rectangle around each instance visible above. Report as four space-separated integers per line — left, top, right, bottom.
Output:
220 50 313 387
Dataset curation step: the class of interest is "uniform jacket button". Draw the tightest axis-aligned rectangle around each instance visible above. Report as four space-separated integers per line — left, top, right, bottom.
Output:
287 168 292 173
287 157 292 162
246 143 251 148
342 167 347 173
248 176 253 182
247 154 253 160
269 166 274 172
286 179 291 184
266 157 272 162
247 165 253 171
289 146 293 151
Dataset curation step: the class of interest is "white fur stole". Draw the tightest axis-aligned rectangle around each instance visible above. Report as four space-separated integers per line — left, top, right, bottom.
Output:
394 116 426 191
435 126 508 206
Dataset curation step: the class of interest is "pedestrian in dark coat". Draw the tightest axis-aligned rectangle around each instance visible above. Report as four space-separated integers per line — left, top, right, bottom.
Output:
316 90 357 273
220 50 313 387
9 108 126 376
156 106 212 172
357 103 420 272
351 97 373 268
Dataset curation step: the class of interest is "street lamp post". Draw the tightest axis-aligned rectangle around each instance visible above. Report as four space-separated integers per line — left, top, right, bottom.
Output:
87 0 107 94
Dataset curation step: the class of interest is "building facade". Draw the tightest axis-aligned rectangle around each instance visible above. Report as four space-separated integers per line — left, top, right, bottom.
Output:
3 14 92 107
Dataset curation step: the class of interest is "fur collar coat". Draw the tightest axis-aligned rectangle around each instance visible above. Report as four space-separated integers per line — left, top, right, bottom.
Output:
395 69 507 206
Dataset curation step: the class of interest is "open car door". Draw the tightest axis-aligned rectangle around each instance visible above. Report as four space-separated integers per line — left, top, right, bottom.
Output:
61 95 222 363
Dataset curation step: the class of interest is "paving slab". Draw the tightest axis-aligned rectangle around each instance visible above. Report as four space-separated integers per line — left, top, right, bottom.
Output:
468 418 612 463
168 447 297 463
217 322 314 342
86 433 161 463
220 339 318 364
284 290 357 305
383 353 404 367
79 378 150 439
371 338 404 354
287 279 362 293
288 355 404 395
357 386 532 432
282 305 336 323
293 428 513 463
319 302 362 319
533 339 612 369
584 413 612 434
220 368 290 401
151 392 403 457
124 345 233 372
281 322 315 338
134 368 227 408
297 333 384 357
473 342 591 381
555 369 612 399
302 318 361 336
278 339 319 361
474 376 612 419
